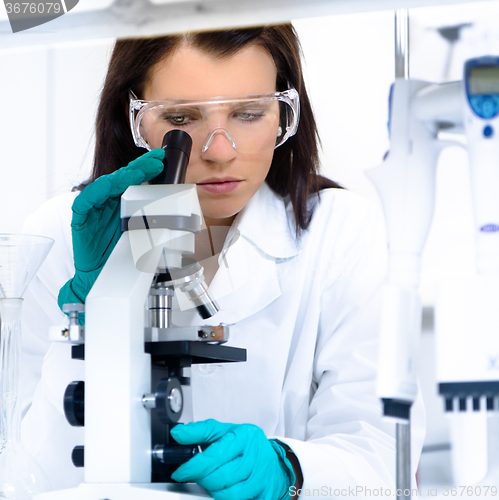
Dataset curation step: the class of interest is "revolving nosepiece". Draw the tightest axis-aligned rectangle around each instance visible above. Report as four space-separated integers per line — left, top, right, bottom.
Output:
157 259 219 320
182 274 219 319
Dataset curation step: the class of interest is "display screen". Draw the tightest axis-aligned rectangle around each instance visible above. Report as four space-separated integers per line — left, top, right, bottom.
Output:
469 66 499 94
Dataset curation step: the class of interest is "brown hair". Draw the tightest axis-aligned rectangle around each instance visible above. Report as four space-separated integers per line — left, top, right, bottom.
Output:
84 24 341 235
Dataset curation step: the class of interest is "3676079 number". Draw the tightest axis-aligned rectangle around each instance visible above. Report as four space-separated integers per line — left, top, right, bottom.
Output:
4 2 62 15
442 486 498 496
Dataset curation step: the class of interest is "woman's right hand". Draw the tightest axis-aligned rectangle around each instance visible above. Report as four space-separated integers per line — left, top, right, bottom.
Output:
57 148 165 319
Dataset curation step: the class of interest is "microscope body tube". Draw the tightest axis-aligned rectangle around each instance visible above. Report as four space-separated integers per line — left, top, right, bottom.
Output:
367 79 444 412
122 184 201 273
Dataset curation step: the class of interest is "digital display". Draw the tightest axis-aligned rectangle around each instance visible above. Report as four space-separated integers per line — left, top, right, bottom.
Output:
469 66 499 94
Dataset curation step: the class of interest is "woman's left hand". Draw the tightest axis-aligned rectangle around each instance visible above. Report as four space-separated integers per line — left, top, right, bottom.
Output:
170 419 296 500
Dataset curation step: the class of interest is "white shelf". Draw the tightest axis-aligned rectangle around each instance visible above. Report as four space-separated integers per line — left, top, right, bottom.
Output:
0 0 495 48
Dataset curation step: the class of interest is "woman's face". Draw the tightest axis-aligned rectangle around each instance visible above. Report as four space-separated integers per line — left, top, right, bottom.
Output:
142 44 278 226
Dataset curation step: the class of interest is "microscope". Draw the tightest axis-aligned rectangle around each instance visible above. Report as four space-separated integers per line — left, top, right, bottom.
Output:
367 55 499 491
43 130 246 499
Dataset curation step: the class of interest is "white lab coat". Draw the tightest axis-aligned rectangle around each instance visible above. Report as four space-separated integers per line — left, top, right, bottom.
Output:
21 181 425 497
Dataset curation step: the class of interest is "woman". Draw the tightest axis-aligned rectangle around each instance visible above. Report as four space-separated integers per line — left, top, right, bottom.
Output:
22 24 425 498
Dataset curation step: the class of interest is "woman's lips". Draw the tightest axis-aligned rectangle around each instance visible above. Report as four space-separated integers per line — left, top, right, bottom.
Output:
197 179 243 194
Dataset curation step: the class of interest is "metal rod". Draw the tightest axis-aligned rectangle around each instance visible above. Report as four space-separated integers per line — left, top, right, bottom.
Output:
396 421 411 499
148 285 174 328
141 394 156 410
166 293 172 328
394 8 411 497
395 9 410 79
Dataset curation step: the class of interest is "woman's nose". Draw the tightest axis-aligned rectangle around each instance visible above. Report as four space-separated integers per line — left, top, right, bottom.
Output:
200 128 238 163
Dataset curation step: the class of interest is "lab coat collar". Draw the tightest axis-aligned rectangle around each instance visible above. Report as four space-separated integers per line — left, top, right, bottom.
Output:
231 181 300 259
205 182 300 325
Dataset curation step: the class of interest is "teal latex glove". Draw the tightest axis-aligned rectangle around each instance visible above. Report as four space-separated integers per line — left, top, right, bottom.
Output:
170 419 296 500
58 149 165 321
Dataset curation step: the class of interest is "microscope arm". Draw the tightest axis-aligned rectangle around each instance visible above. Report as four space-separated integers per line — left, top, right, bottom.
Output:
85 230 157 483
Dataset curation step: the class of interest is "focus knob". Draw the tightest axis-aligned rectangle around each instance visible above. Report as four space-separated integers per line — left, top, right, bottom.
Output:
64 381 84 427
142 377 183 425
72 446 84 467
156 377 183 424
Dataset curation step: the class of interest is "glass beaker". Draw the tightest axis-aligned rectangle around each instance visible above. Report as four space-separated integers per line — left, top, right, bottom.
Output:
0 234 54 499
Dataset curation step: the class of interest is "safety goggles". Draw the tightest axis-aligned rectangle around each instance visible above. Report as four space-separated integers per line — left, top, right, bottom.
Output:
129 89 299 156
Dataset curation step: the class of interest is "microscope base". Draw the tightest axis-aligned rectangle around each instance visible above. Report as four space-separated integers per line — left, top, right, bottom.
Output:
34 482 208 500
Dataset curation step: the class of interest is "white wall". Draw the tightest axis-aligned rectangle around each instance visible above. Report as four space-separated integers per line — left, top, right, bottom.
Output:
0 46 49 234
0 38 114 233
294 11 394 199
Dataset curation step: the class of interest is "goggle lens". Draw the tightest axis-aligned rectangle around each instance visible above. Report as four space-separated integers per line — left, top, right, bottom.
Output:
130 90 299 155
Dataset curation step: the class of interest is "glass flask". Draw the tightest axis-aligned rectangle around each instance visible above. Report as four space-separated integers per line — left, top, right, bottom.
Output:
0 234 54 499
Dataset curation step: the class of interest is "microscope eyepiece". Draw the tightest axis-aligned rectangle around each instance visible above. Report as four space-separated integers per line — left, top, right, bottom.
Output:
162 129 193 157
151 130 193 185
